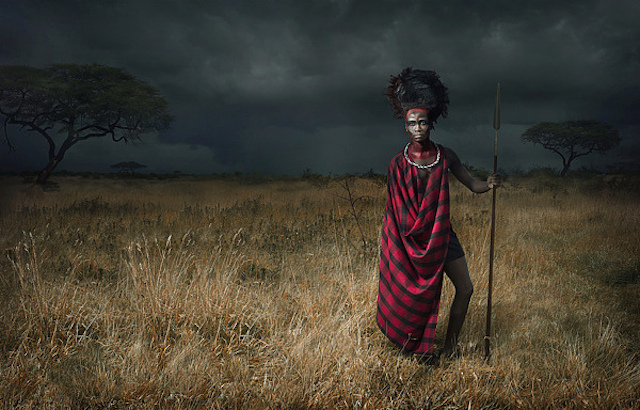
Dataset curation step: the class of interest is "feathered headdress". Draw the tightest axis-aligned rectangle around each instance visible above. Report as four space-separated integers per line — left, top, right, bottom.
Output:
385 67 450 124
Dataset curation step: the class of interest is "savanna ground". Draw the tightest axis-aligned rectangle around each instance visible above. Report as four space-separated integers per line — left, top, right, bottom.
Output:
0 171 639 409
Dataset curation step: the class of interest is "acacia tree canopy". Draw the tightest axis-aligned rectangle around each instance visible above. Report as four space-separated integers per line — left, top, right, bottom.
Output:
521 120 620 176
110 161 148 173
0 63 173 183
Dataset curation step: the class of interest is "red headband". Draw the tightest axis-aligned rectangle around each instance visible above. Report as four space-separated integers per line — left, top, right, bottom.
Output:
404 108 429 120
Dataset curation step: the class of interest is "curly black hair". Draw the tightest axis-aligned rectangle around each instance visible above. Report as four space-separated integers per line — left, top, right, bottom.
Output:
385 67 450 124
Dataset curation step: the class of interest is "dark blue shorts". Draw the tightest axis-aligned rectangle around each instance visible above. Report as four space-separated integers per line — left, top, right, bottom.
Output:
446 226 466 262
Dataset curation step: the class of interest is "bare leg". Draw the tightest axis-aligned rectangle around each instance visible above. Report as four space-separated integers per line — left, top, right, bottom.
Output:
442 256 474 356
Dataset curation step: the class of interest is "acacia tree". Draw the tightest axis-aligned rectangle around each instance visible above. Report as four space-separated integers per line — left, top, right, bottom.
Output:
0 63 173 183
521 120 620 176
110 161 147 173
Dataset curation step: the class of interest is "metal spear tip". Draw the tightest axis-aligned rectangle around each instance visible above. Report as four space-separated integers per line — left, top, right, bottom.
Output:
493 82 500 131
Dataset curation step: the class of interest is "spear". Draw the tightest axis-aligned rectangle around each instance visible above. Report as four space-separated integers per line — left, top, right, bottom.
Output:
485 82 500 360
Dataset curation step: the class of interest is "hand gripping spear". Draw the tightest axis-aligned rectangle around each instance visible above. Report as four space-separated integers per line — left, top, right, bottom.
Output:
485 83 500 360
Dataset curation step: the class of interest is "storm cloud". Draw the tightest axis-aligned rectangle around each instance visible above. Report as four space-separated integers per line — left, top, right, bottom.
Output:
2 0 639 174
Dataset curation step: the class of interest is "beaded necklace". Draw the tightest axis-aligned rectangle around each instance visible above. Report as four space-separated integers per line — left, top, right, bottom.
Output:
403 142 440 169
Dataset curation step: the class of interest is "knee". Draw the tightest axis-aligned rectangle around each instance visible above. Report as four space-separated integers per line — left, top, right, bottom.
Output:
456 282 474 301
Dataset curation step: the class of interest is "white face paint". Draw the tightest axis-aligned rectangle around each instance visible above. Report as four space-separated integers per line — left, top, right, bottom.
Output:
404 111 431 143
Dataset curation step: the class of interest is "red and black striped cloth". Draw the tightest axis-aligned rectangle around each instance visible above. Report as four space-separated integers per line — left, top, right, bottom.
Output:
377 145 450 355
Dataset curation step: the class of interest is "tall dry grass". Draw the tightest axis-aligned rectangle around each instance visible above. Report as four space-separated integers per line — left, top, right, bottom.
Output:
0 174 639 409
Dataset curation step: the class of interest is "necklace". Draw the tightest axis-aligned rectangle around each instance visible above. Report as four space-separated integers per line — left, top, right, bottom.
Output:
403 142 440 169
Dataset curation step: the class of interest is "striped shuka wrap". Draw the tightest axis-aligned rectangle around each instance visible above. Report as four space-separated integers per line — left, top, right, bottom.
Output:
377 144 450 355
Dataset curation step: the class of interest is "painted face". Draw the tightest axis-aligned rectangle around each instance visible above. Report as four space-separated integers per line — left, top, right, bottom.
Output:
404 109 431 143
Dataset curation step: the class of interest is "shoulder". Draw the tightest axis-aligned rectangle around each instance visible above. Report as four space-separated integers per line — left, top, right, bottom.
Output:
440 145 460 166
389 150 404 167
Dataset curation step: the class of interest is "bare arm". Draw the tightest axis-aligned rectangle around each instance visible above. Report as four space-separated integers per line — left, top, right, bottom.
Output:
446 147 499 193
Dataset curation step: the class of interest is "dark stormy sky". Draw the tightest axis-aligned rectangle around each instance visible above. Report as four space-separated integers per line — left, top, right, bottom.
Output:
1 0 639 175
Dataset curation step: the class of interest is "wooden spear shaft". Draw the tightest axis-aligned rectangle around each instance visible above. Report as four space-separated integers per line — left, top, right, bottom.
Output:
485 82 500 360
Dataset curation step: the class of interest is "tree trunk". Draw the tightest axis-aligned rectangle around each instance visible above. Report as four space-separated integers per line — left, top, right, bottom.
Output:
36 136 76 184
560 163 571 177
36 156 62 184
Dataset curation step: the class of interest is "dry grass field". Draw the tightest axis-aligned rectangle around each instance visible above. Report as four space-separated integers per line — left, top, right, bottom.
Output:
1 172 639 409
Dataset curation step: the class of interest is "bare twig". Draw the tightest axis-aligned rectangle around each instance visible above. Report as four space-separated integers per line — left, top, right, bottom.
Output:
338 176 368 251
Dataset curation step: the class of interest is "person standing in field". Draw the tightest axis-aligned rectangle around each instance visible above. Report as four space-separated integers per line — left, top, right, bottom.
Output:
377 68 499 364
